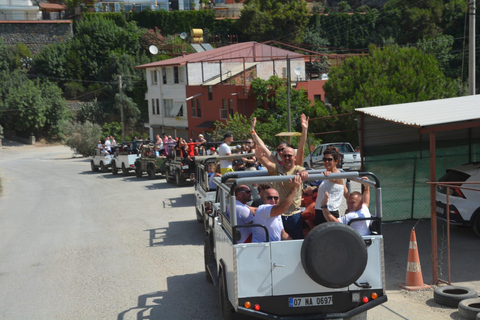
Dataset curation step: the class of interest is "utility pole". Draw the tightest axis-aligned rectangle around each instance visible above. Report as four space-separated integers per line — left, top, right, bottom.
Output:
469 0 476 95
118 75 126 142
286 55 291 136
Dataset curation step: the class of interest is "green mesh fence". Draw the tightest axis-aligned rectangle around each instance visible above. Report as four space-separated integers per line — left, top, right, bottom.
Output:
363 140 480 221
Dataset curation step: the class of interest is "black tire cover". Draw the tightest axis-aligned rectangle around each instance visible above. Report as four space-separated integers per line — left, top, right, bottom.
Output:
301 222 368 288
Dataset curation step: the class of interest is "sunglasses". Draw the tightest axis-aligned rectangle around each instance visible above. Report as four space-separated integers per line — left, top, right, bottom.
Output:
240 190 252 194
323 158 334 162
282 154 293 158
303 193 313 197
277 148 285 153
267 196 279 201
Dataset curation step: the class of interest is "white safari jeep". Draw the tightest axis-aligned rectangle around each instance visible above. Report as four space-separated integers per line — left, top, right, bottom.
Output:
193 153 264 226
204 171 387 320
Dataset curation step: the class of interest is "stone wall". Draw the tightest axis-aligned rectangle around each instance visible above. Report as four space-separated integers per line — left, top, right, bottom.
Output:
0 21 73 55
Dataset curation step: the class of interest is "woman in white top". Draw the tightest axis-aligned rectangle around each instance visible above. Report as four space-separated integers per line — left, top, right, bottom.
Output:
314 147 348 225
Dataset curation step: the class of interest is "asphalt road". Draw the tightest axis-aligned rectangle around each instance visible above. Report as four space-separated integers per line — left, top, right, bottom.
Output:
1 143 479 320
0 144 220 320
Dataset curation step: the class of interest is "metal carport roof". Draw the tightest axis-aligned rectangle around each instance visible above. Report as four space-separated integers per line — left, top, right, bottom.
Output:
354 95 480 286
355 95 480 128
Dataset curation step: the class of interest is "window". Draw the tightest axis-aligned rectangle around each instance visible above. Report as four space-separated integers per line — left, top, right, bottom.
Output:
314 95 321 102
191 100 196 117
197 99 201 117
174 66 179 84
163 99 174 117
228 99 234 117
156 99 160 115
179 66 185 83
152 99 155 114
162 68 167 84
151 70 158 85
208 86 213 100
178 104 183 117
220 99 227 119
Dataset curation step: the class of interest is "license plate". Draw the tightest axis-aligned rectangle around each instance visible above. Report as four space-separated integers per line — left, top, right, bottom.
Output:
436 205 444 214
289 295 333 307
181 165 189 169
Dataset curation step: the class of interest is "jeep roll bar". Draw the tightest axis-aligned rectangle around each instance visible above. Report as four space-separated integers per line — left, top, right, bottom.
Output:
213 171 382 228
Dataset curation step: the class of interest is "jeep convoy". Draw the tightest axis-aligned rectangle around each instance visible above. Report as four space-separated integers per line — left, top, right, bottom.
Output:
204 171 387 320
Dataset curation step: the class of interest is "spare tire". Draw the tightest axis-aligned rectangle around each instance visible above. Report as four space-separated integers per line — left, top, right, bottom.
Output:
433 286 478 308
301 222 368 288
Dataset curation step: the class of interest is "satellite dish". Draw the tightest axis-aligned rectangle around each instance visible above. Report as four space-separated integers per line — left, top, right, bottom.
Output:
149 45 158 55
294 67 301 76
180 32 187 40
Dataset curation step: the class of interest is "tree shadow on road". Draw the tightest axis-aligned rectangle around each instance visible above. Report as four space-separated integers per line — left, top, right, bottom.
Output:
117 272 221 320
145 220 204 247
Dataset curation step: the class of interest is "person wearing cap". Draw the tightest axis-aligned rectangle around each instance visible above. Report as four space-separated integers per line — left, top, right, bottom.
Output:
233 159 246 171
219 133 234 174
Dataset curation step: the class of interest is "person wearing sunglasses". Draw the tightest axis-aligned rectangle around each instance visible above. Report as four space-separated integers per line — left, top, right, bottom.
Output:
227 185 255 243
319 177 371 236
255 145 309 240
314 147 348 225
250 114 309 166
252 175 302 243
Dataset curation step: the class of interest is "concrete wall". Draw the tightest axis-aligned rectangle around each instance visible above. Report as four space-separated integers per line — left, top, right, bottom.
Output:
0 21 73 55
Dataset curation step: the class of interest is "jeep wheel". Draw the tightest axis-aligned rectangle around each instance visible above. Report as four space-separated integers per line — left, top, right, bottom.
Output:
301 222 368 288
148 165 156 180
472 211 480 238
111 161 118 175
122 163 128 176
166 168 174 183
100 161 107 173
175 170 183 186
204 234 214 283
219 271 235 320
135 162 142 178
90 161 97 172
196 208 203 223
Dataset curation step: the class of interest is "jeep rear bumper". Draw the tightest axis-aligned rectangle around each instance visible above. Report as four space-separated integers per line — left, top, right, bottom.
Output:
237 294 387 319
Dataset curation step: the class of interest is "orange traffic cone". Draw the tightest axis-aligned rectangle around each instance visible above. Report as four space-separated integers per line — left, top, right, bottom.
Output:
400 228 430 290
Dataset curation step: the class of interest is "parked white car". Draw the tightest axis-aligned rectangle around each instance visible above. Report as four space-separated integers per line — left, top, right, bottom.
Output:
436 162 480 237
304 142 361 171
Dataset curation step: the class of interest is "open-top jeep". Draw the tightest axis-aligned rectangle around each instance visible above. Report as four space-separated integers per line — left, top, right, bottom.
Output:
134 144 167 179
193 153 263 226
204 171 387 320
90 147 113 172
165 149 196 186
111 142 140 176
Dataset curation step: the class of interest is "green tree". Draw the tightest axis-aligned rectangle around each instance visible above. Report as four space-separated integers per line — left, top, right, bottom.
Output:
61 120 102 156
381 0 467 44
323 45 459 112
213 113 251 141
250 75 314 147
238 0 310 43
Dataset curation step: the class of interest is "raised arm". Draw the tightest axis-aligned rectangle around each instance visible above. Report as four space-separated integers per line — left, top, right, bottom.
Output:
255 143 276 173
361 177 370 207
295 114 309 166
270 175 302 217
250 117 277 164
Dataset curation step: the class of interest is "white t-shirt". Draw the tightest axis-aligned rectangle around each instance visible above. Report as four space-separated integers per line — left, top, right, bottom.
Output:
226 200 254 243
315 180 345 211
218 142 232 169
339 204 371 236
252 204 284 243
